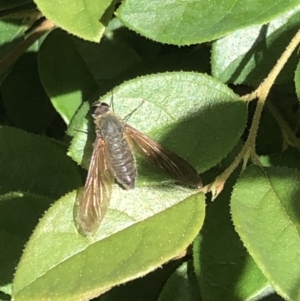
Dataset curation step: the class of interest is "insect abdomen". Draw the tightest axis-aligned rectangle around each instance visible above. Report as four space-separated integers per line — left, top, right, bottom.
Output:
99 114 136 189
107 134 136 189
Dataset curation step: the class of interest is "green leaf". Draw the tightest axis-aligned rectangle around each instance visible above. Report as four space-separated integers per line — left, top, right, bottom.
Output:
38 29 98 124
158 261 201 301
0 126 81 198
116 0 300 45
231 166 300 301
0 291 10 301
294 59 300 99
34 0 114 42
1 1 299 300
254 84 299 155
68 72 247 184
71 34 141 84
105 17 162 60
0 18 30 81
99 260 180 301
0 192 53 296
0 19 26 53
1 53 57 134
260 148 300 170
12 189 205 301
193 174 268 301
212 5 300 85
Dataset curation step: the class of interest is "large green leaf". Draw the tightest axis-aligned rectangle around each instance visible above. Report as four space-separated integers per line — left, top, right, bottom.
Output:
231 166 300 301
68 72 247 185
12 189 205 301
116 0 300 45
99 262 181 301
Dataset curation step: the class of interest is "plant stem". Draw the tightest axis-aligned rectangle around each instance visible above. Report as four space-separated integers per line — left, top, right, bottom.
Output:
206 29 300 197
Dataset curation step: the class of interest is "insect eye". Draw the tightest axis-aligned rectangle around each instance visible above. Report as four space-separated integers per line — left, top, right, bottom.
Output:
100 102 109 107
93 102 110 116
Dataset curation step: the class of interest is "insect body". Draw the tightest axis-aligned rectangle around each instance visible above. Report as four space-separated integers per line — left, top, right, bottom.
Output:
77 102 202 236
95 103 136 189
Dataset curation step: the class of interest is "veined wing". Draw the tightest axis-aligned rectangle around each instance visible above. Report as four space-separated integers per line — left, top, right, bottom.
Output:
77 138 114 236
125 125 202 188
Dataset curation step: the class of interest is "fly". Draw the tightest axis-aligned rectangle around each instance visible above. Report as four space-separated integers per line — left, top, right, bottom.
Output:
76 102 202 236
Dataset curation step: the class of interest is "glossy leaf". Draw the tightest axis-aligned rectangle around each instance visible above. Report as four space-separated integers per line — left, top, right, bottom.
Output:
116 0 300 45
34 0 114 42
212 5 300 86
231 166 300 301
68 72 247 185
13 189 205 301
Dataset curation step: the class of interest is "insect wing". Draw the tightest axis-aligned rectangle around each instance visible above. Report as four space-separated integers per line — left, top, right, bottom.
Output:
125 125 202 188
77 138 114 236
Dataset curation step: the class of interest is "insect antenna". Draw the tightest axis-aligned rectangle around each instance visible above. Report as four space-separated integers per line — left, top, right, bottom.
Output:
110 91 115 112
123 101 145 123
108 88 145 121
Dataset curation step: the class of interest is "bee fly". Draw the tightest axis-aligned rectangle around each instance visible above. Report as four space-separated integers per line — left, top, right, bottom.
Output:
77 102 202 236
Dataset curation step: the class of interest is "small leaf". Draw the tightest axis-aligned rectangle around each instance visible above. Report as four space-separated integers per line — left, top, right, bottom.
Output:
34 0 114 42
231 166 300 301
212 6 300 85
13 189 205 301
